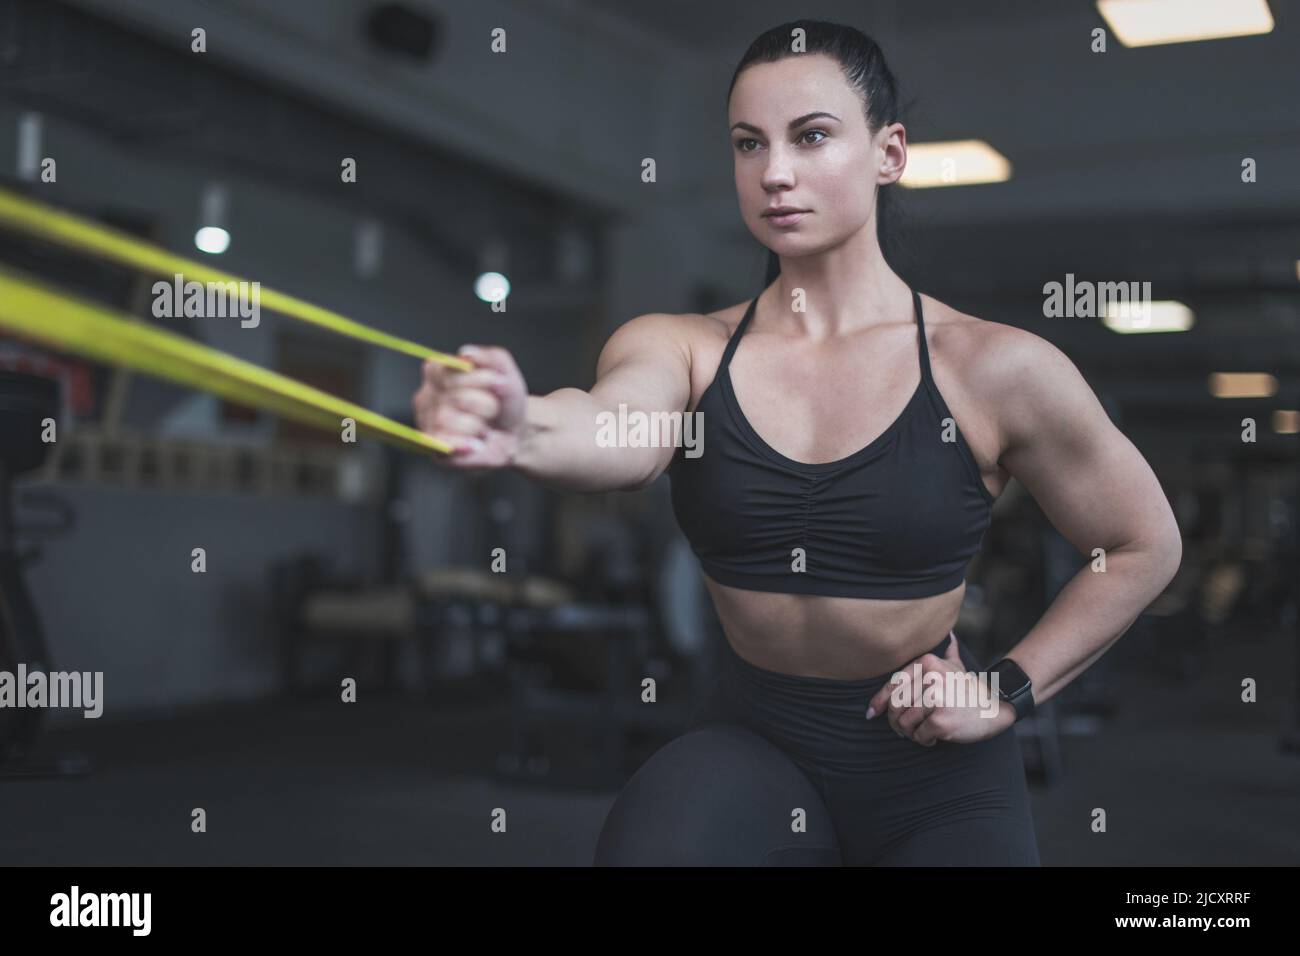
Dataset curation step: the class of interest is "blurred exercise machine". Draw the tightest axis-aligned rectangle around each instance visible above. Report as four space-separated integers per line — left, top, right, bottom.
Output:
272 436 717 787
0 370 86 777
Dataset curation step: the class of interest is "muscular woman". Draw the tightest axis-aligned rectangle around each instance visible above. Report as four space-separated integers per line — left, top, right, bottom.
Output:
410 19 1182 866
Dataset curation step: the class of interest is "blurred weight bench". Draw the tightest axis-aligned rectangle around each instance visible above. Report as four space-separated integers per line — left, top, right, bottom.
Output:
275 555 679 778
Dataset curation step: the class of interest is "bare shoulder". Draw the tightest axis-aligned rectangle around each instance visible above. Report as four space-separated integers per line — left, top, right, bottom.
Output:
658 299 750 343
659 301 751 411
603 307 732 346
685 299 756 377
921 294 1103 450
597 310 695 371
606 300 746 364
596 305 744 410
923 294 1084 388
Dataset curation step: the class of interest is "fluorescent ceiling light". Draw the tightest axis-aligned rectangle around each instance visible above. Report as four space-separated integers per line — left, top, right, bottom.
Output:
899 140 1011 188
1096 0 1274 47
1209 372 1277 398
1102 300 1194 333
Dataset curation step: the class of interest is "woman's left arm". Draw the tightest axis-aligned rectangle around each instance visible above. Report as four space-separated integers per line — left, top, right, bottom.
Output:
984 326 1183 714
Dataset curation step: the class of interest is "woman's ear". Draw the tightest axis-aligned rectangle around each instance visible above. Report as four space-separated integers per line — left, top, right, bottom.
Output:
877 122 907 184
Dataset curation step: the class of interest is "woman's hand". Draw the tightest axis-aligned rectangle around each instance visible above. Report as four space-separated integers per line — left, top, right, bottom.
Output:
412 344 529 470
865 632 1015 746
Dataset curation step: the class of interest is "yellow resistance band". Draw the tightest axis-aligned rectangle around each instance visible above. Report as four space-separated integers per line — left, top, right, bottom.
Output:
0 269 452 456
0 187 472 372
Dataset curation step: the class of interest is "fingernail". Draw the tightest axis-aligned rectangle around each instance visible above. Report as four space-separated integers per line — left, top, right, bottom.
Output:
865 706 876 719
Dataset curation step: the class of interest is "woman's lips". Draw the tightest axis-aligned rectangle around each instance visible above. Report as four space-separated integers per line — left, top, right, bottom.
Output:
764 211 808 227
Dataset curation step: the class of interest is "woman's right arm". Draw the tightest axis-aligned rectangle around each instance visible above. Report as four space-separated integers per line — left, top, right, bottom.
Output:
412 312 694 493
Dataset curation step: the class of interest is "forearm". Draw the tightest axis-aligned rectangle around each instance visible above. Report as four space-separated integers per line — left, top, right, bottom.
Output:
510 387 661 493
998 537 1181 708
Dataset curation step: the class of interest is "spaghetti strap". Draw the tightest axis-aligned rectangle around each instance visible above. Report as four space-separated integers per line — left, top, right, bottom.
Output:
912 288 937 388
720 296 758 370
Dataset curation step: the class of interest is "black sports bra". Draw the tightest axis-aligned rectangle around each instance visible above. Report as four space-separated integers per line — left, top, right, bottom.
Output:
667 288 995 599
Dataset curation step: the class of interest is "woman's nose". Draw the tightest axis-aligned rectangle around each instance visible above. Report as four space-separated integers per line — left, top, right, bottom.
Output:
761 162 795 190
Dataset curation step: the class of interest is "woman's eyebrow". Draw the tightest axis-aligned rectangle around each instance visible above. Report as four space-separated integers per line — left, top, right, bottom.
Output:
729 111 841 135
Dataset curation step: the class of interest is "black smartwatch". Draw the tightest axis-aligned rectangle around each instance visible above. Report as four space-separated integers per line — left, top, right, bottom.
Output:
988 657 1035 722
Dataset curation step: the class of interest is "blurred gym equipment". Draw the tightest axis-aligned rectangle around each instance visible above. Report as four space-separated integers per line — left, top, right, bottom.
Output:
268 433 718 787
0 370 87 777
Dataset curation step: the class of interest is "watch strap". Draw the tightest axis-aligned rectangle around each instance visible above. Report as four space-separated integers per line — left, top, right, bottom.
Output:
991 657 1035 722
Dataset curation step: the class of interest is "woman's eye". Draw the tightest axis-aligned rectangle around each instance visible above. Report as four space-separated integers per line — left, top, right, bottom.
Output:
734 130 825 152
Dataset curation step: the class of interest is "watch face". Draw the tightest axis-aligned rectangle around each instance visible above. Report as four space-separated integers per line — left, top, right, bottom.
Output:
993 660 1030 696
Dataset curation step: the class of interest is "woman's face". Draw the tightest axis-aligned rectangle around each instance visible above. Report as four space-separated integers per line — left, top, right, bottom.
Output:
728 53 904 260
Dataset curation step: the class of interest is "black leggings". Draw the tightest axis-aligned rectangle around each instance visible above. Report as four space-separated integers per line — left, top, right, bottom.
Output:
595 632 1040 866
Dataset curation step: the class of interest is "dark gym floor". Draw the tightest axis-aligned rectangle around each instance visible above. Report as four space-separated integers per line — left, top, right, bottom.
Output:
2 620 1297 866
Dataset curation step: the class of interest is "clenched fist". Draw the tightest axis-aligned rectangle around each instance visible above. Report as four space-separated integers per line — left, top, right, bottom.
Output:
412 344 529 469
